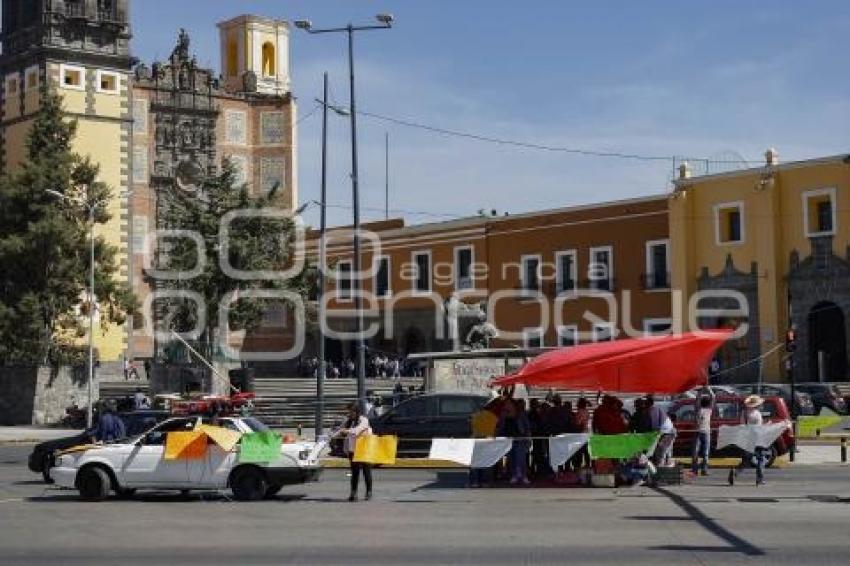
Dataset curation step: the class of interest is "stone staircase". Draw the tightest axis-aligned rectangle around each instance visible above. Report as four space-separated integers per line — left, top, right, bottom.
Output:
252 377 423 427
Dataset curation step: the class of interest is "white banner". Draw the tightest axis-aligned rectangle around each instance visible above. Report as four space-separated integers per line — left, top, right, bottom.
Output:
716 423 788 453
471 438 513 468
548 434 590 469
429 438 476 466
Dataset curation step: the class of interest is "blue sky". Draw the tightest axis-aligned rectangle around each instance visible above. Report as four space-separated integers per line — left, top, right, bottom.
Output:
132 1 850 226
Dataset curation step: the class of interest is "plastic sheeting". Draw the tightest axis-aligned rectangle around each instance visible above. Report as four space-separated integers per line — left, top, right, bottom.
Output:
491 330 732 394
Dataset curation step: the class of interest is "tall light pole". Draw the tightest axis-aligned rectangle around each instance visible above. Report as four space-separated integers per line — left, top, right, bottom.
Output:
47 189 108 430
295 14 394 412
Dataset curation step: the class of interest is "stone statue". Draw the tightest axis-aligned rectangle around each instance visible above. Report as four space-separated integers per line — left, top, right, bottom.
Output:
174 28 190 61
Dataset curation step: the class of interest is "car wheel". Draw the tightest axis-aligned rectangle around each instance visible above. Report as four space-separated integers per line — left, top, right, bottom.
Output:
231 468 268 501
41 467 55 485
116 488 136 499
264 485 282 499
78 467 111 501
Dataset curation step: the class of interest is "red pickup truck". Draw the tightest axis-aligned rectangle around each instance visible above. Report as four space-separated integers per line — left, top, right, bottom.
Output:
668 395 794 467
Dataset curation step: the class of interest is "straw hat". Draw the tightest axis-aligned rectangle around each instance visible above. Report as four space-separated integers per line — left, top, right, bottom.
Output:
744 395 764 408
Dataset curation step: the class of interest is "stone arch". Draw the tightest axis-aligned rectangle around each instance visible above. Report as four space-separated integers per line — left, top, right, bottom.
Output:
807 301 847 381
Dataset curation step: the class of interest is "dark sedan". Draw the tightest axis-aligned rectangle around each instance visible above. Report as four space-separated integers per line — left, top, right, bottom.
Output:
330 393 490 458
28 410 169 483
372 393 490 456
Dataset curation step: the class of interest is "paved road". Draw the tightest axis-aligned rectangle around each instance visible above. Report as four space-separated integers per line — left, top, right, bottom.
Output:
1 445 849 565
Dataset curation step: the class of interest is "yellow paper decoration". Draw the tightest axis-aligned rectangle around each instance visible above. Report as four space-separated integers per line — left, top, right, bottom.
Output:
197 424 242 452
353 435 398 465
165 431 207 460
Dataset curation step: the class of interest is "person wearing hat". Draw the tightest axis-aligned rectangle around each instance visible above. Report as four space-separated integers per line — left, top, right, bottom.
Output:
729 395 767 485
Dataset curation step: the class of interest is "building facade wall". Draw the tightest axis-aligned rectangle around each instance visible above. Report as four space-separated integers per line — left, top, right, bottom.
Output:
671 155 850 382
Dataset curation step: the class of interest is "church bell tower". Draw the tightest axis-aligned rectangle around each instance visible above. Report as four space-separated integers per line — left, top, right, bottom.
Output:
217 15 291 96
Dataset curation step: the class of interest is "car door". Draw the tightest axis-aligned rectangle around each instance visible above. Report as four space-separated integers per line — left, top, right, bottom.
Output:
377 396 436 456
190 418 242 488
120 418 195 487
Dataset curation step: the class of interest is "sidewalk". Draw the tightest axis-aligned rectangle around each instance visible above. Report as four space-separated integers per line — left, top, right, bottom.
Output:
0 427 79 444
793 444 850 465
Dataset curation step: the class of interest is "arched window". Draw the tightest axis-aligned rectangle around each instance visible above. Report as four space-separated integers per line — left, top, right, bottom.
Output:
262 42 276 77
227 40 239 77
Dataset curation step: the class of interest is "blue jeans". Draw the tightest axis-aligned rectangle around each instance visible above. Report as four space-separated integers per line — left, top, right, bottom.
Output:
511 441 529 480
691 431 710 474
753 447 766 483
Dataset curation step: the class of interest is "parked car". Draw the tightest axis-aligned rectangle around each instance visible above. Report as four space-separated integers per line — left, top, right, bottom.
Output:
668 395 794 467
28 410 170 483
50 415 324 501
795 383 849 415
733 384 815 416
361 393 490 457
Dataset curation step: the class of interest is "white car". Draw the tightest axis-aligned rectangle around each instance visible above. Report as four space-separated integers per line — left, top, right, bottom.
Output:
51 416 324 501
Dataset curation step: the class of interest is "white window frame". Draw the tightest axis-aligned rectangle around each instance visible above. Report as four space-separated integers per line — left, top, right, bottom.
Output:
59 64 86 91
411 250 432 295
643 318 673 337
373 255 392 299
523 327 545 349
713 201 745 246
592 322 616 342
802 187 837 238
336 260 353 302
95 69 120 94
644 238 670 291
557 324 578 347
24 66 39 92
555 249 577 294
588 245 614 290
453 245 475 291
520 254 542 291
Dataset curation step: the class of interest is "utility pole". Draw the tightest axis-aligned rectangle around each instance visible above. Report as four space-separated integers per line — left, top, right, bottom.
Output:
316 72 329 438
385 131 389 220
295 13 394 413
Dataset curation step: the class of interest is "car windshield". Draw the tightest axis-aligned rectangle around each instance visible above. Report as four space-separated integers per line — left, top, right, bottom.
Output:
241 417 270 432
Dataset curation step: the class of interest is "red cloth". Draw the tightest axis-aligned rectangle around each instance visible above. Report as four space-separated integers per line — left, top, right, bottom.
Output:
592 404 629 435
491 330 732 394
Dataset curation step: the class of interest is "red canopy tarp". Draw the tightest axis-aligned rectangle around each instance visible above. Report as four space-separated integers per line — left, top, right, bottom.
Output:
491 330 733 394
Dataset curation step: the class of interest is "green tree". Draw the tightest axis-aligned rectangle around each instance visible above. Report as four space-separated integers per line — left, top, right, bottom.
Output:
152 159 309 365
0 92 136 365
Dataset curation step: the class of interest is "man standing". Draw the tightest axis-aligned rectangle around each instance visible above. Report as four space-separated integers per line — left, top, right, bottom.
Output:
92 402 126 443
648 395 676 467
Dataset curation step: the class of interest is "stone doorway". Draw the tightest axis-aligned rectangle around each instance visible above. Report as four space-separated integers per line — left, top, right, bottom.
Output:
808 301 847 381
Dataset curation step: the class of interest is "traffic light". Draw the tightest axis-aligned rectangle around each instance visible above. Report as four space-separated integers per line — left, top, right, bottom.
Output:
785 328 797 352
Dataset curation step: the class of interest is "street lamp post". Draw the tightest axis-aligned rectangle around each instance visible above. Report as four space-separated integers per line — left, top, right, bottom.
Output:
46 189 105 430
295 14 394 412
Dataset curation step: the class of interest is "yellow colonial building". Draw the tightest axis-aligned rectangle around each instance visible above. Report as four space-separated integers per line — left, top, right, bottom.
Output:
1 0 133 366
670 150 850 382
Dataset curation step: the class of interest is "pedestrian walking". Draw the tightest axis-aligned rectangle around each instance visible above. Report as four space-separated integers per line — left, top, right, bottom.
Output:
729 395 768 486
340 403 373 501
691 386 715 476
